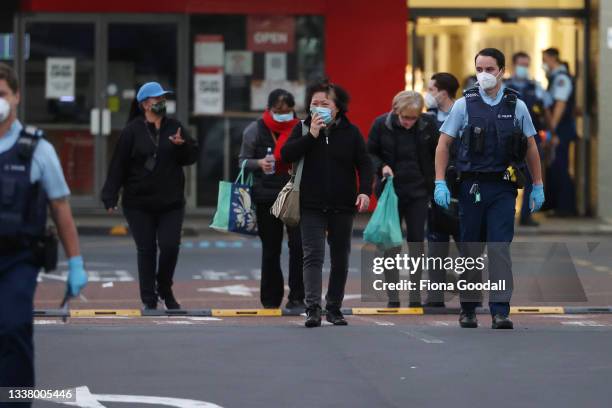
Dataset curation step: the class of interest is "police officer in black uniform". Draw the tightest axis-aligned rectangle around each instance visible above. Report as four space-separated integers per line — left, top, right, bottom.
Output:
435 49 545 329
542 47 578 216
0 63 87 402
424 72 460 307
505 52 548 226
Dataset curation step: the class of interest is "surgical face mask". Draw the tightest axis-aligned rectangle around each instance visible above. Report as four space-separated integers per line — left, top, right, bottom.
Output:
150 100 167 116
476 71 501 90
310 106 333 125
424 92 438 109
272 112 294 122
542 63 551 74
515 65 529 79
0 98 10 123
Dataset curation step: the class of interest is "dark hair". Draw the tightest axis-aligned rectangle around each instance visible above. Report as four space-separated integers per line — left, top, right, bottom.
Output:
305 77 350 115
0 62 19 94
512 51 530 64
431 73 459 99
267 89 295 110
543 47 560 61
127 98 143 124
474 48 506 70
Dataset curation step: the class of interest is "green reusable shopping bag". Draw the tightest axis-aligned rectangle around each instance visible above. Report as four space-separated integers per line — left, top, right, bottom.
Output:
210 161 256 234
363 177 403 250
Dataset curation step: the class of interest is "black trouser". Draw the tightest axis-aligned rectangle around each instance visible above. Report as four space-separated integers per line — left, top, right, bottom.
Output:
384 196 429 304
123 206 184 305
301 208 354 310
256 202 304 308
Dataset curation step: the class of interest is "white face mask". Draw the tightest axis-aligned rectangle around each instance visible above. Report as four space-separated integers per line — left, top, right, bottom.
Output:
0 98 10 123
476 71 501 90
542 63 551 74
424 92 438 109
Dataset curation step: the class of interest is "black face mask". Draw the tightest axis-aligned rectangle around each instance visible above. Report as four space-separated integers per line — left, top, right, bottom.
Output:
150 101 167 116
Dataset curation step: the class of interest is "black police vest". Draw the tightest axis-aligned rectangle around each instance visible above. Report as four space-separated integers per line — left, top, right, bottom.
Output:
547 70 576 126
456 87 520 173
0 126 48 239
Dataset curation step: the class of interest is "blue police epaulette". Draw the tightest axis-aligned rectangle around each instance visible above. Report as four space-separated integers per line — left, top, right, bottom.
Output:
17 125 44 161
503 87 520 97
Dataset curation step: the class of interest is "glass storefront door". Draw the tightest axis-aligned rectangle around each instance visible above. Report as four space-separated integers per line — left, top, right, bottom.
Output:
19 14 186 208
22 19 98 203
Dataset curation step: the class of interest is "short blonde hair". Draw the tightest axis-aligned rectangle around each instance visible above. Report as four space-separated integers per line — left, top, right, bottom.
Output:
391 90 424 114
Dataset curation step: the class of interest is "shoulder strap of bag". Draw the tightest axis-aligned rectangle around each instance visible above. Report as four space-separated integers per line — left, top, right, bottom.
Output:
291 121 309 192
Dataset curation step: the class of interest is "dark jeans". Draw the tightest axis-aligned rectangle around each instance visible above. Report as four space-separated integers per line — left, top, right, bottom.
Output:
0 251 38 402
301 209 354 310
123 206 184 305
256 203 304 308
384 197 429 304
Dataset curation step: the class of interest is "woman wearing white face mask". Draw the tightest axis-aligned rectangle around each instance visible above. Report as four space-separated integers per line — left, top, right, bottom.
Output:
239 89 304 310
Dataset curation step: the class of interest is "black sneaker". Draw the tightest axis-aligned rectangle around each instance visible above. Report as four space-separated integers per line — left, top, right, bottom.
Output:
387 301 400 308
285 299 306 310
325 308 348 326
159 291 181 310
143 302 158 311
424 302 446 308
459 311 478 328
305 305 322 328
519 219 540 227
491 314 514 329
408 302 423 308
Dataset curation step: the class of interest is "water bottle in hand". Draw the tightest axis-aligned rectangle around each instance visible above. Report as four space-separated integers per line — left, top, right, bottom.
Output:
264 147 275 175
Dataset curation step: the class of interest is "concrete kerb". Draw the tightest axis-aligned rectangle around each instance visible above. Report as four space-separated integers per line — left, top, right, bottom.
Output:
33 306 612 319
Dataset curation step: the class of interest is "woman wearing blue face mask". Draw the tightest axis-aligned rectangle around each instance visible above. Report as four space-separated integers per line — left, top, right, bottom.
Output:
281 78 373 327
239 89 305 310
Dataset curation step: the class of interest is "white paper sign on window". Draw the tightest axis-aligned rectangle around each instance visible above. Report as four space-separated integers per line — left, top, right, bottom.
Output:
265 52 287 81
45 58 75 100
194 70 224 114
225 51 253 76
194 35 225 68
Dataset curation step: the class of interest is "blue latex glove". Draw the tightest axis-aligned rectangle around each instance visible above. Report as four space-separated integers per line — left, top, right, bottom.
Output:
67 256 88 297
530 183 545 213
434 180 451 209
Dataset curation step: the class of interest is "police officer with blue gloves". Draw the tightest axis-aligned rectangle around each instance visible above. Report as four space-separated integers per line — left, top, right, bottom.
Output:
424 72 460 307
434 49 545 330
542 47 578 217
0 63 87 398
506 52 549 227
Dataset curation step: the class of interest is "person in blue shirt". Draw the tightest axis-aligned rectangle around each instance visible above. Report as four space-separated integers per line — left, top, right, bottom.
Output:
542 47 578 216
434 48 545 330
506 52 550 227
0 63 87 400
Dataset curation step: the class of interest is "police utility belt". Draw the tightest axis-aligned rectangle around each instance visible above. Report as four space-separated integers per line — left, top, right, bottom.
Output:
0 233 58 272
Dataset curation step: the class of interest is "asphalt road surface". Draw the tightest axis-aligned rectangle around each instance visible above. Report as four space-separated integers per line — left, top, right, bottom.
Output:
31 314 612 408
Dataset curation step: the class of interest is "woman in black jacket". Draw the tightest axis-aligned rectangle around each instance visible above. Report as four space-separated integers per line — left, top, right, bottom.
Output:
238 89 304 310
101 82 198 310
281 79 373 327
368 90 439 308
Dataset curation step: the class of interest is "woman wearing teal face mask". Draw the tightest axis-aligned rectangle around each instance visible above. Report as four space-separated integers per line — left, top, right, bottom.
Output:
281 78 373 327
239 89 305 310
